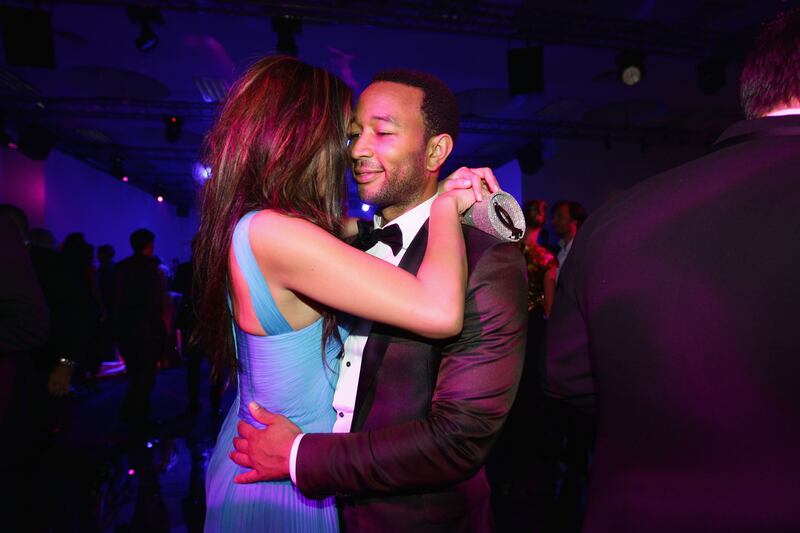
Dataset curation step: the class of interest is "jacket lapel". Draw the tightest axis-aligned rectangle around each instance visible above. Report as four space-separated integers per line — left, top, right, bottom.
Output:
352 220 429 422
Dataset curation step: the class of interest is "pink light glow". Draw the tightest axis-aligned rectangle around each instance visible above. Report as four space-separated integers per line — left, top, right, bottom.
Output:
128 469 135 476
7 142 17 150
122 176 129 182
156 195 164 203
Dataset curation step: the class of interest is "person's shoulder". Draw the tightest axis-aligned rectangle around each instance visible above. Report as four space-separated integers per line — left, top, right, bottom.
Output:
249 209 322 240
462 225 525 270
462 224 520 254
248 209 339 265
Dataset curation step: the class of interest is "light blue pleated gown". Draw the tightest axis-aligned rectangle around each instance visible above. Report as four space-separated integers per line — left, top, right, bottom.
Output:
205 211 347 532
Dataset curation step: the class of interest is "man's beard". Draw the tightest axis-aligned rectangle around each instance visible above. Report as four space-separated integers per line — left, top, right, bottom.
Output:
359 148 427 210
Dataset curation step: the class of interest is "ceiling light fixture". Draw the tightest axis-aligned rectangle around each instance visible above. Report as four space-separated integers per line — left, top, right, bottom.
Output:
272 16 301 56
127 6 164 52
616 49 645 86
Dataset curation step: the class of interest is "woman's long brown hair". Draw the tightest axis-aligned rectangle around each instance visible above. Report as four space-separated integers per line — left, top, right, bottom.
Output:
193 56 352 381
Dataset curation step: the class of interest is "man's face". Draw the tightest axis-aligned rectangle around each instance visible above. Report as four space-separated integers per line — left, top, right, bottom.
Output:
348 82 428 209
552 205 574 238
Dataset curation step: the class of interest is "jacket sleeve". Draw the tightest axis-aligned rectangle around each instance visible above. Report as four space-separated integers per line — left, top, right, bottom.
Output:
296 241 528 497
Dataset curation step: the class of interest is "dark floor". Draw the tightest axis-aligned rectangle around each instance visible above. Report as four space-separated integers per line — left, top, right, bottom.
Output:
36 362 233 533
36 363 585 532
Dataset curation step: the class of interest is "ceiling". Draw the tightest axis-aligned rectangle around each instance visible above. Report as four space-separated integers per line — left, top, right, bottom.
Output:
0 0 796 210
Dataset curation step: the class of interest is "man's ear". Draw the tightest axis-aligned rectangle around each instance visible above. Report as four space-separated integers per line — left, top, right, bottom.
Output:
425 133 454 172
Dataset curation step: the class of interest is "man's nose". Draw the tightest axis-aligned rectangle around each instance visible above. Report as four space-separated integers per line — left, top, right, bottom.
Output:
350 133 372 159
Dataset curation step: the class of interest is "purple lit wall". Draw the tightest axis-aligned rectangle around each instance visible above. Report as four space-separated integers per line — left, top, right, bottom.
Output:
0 149 198 262
0 149 46 227
43 151 198 262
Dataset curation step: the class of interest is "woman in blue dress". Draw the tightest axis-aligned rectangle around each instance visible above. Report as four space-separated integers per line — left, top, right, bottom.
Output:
195 56 491 532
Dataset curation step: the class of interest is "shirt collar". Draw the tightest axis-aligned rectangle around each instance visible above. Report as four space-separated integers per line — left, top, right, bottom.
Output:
374 194 438 250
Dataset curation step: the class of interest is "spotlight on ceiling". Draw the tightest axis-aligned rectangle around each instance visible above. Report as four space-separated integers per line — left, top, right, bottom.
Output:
2 132 16 150
616 49 645 86
164 115 182 143
127 6 163 52
697 58 726 95
507 46 545 96
272 16 301 56
515 138 544 175
155 183 165 203
193 161 211 183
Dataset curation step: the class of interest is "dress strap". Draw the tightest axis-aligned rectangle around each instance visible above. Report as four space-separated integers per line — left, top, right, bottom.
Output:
231 211 294 336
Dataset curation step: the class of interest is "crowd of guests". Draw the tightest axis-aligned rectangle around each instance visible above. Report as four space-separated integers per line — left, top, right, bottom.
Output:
0 205 220 525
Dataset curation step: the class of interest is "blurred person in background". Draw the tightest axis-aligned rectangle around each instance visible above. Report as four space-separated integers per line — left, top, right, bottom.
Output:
114 229 168 431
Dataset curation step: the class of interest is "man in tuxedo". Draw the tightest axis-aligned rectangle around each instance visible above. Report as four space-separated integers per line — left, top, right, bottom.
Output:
546 10 800 532
231 69 528 531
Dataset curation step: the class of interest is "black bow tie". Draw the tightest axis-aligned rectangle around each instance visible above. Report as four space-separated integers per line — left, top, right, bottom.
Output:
356 220 404 256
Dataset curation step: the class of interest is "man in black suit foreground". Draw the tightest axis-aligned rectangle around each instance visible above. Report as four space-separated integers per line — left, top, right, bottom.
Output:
546 10 800 532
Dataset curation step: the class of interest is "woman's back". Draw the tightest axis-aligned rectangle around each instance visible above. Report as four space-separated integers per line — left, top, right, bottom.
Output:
204 211 344 532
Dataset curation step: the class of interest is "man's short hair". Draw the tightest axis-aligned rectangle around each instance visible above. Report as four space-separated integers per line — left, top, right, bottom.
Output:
552 200 588 228
130 228 155 253
741 9 800 119
371 69 460 142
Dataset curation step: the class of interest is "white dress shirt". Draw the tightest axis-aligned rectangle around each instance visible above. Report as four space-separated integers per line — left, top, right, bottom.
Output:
289 194 437 483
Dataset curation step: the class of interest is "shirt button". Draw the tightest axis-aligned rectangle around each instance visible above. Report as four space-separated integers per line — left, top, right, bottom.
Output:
338 412 344 418
346 362 351 367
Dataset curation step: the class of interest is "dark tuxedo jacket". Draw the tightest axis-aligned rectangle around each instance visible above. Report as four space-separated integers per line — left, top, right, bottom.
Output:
296 223 528 532
0 214 49 470
547 115 800 532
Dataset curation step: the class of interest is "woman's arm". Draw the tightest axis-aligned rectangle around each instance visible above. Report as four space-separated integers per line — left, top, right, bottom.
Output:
250 190 473 339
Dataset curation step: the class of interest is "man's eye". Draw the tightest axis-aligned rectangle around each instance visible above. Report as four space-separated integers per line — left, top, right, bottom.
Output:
377 132 394 136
